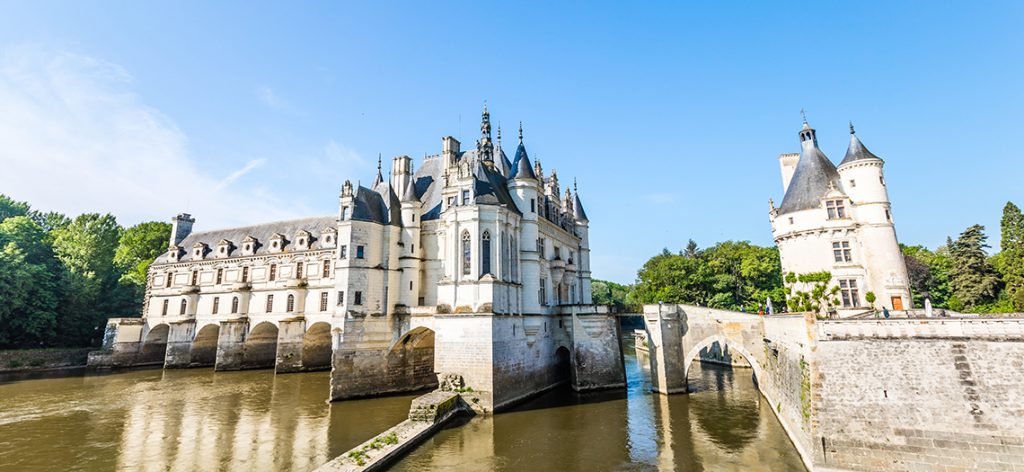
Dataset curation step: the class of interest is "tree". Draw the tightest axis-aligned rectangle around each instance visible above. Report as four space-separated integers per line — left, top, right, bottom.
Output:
51 213 125 346
995 202 1024 310
948 225 1001 310
902 244 953 309
0 217 62 348
115 221 172 287
0 194 30 222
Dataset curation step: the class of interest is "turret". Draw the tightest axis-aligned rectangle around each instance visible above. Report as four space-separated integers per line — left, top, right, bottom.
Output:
573 180 592 303
507 124 542 313
169 213 195 248
837 122 889 210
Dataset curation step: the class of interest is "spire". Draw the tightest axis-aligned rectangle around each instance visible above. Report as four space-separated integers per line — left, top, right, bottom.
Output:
573 180 589 222
401 175 420 203
372 154 384 187
840 122 883 166
478 103 493 162
509 121 536 180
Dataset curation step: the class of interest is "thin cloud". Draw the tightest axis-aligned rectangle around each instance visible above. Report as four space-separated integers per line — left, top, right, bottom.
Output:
642 192 680 205
0 44 303 229
215 158 267 190
256 85 298 114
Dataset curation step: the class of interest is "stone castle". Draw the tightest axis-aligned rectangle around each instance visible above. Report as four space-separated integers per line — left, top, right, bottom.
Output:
769 119 911 315
91 107 625 411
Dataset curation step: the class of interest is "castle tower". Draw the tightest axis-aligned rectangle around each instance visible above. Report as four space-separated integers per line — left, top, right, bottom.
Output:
573 180 593 304
508 123 542 313
399 168 423 307
836 123 910 310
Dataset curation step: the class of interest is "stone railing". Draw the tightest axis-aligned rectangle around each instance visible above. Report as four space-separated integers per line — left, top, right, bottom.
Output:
817 318 1024 340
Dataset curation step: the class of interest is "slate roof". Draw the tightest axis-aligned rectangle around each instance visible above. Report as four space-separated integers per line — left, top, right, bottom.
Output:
574 193 589 221
156 215 338 263
777 134 841 215
509 142 536 180
840 132 882 166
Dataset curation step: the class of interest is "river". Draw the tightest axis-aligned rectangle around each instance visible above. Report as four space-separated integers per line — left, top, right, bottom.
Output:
0 337 803 471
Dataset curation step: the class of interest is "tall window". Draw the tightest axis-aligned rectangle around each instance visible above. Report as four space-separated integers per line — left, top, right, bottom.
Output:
340 245 348 259
320 292 329 311
826 200 846 219
354 291 363 305
266 294 274 313
286 294 295 312
212 296 220 314
231 297 239 314
481 231 492 276
296 261 304 278
839 279 859 307
241 267 249 283
341 206 350 220
165 273 172 288
500 232 509 280
461 189 470 205
162 299 169 316
356 245 365 259
322 260 331 277
462 230 472 275
511 236 518 280
833 241 852 263
191 270 198 286
216 268 223 285
539 277 547 306
269 264 277 281
180 299 187 315
337 291 345 306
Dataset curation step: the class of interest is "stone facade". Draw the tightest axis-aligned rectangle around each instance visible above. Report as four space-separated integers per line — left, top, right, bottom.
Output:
769 121 911 316
90 107 623 412
642 304 1024 471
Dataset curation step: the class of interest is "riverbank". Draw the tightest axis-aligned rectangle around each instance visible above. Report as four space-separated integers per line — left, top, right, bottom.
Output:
0 348 91 373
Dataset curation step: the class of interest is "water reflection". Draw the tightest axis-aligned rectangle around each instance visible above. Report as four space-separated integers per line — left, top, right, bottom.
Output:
394 338 805 471
0 368 416 471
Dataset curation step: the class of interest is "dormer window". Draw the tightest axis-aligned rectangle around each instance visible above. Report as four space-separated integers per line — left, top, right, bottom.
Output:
242 236 258 256
168 246 182 262
825 200 846 219
217 239 233 258
321 228 337 248
192 242 208 260
294 230 312 251
269 234 286 253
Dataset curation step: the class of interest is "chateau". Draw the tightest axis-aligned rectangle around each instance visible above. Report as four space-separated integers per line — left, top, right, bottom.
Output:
769 119 911 315
92 107 624 411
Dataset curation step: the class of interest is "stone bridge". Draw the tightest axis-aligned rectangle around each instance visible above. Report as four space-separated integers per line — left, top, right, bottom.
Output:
90 306 626 413
643 303 1024 472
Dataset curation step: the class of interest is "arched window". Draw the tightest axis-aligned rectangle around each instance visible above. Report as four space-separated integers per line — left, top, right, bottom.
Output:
231 297 239 314
180 299 187 315
287 294 295 312
481 231 492 276
462 230 471 276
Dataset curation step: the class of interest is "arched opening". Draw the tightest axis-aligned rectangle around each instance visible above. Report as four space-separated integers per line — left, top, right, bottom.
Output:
388 327 438 391
555 346 572 386
139 324 170 364
189 323 220 367
300 322 332 371
242 322 279 369
682 336 762 449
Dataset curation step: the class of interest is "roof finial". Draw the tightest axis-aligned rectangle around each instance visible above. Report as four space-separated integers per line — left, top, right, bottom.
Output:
574 177 578 193
497 123 502 143
800 108 807 124
849 121 856 135
518 121 523 142
377 154 382 172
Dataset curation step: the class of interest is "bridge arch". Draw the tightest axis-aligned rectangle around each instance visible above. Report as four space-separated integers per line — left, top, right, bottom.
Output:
301 321 332 371
189 323 220 367
139 323 169 364
243 321 279 369
387 327 438 390
682 335 764 389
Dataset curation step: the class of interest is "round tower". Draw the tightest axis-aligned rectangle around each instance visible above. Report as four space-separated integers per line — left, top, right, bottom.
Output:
508 123 542 313
836 123 911 310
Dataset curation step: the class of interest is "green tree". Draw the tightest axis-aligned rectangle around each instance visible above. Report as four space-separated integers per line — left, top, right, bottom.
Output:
115 221 172 287
51 213 125 346
902 244 953 308
947 225 1001 310
0 194 30 221
994 202 1024 310
592 278 637 312
0 217 62 348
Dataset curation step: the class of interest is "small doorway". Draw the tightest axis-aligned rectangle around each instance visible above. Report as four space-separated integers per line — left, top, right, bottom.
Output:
891 297 904 310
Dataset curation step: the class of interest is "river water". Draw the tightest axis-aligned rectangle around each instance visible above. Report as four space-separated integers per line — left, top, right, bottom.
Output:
0 337 804 471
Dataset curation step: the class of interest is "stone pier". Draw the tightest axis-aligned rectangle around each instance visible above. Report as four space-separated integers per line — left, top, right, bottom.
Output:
214 319 248 371
275 317 306 373
163 320 196 368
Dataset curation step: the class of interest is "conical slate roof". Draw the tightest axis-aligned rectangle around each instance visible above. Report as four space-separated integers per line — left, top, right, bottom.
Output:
777 127 841 215
574 193 588 221
840 131 882 166
401 176 420 203
509 142 536 180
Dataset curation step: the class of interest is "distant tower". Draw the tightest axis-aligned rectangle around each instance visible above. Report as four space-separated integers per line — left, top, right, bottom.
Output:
769 119 910 314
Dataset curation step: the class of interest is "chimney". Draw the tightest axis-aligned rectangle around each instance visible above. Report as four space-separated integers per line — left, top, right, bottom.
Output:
169 213 195 248
442 136 460 168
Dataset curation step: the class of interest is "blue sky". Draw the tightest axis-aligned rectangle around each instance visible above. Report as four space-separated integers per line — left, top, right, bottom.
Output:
0 1 1021 283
